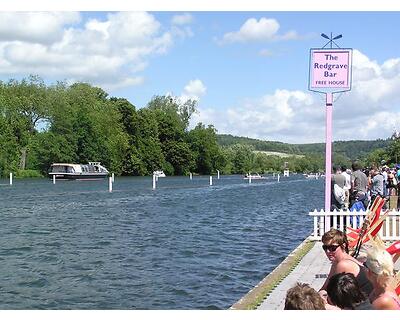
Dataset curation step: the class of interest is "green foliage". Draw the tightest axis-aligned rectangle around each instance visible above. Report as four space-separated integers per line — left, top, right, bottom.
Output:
187 123 224 174
0 75 395 178
15 169 43 178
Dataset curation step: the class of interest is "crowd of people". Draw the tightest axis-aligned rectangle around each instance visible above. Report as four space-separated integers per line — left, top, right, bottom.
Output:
331 161 400 211
282 161 400 310
283 229 400 310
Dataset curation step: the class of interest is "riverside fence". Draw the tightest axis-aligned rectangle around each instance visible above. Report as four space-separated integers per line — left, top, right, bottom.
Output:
309 209 400 241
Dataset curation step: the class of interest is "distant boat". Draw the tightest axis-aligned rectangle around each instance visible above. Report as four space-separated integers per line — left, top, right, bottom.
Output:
243 173 266 180
153 170 166 178
48 162 109 180
304 173 319 179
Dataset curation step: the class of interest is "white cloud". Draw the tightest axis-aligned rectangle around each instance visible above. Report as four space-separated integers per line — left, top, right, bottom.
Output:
192 49 400 143
180 79 207 102
0 12 80 45
217 17 300 45
0 12 177 90
171 13 193 25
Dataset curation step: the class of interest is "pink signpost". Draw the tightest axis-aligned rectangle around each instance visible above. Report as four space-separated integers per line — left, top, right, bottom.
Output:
309 41 352 228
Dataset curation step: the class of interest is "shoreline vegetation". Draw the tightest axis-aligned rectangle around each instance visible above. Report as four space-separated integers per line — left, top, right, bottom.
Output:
0 75 398 178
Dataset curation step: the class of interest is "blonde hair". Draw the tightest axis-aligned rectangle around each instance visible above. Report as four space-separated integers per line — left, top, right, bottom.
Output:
365 242 395 288
366 243 394 276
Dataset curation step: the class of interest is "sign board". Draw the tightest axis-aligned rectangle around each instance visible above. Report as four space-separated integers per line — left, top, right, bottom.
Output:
309 48 352 94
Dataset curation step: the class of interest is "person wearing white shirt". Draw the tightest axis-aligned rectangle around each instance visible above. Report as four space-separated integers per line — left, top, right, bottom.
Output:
341 165 351 209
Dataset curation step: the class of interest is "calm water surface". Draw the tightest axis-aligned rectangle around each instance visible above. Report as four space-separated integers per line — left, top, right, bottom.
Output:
0 175 324 309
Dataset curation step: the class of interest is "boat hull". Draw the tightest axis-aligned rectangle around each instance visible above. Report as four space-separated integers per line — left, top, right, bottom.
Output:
48 173 108 180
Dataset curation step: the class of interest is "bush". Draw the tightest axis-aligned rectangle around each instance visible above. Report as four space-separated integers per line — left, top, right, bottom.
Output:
15 169 44 178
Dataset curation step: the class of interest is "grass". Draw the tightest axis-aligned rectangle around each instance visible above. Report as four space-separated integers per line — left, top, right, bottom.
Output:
230 239 315 310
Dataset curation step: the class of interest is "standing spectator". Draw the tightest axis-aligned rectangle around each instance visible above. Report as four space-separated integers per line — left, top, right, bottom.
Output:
370 166 384 203
350 162 369 209
331 165 346 211
387 169 398 195
341 165 351 209
381 166 388 197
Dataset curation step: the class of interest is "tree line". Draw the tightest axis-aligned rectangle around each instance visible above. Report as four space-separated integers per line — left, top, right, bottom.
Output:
0 76 396 178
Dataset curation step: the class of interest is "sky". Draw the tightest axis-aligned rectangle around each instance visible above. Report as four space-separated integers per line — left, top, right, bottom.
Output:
1 3 400 144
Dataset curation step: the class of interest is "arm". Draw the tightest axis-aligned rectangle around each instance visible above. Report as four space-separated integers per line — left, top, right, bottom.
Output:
319 264 336 292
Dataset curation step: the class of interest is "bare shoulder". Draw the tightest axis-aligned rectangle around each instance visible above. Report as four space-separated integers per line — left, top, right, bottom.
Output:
372 296 398 310
335 259 359 274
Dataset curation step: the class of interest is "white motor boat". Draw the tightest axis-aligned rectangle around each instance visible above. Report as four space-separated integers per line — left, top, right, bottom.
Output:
153 170 166 178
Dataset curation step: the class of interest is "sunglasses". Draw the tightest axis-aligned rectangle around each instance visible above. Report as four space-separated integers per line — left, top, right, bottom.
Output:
322 244 340 252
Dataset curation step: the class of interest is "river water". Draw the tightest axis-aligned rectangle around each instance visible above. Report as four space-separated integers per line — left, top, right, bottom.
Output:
0 174 324 309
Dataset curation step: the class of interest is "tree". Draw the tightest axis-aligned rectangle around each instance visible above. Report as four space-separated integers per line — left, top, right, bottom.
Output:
187 123 224 174
2 75 52 169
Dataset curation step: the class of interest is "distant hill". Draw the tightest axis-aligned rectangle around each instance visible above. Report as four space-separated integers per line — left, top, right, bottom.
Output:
216 134 391 160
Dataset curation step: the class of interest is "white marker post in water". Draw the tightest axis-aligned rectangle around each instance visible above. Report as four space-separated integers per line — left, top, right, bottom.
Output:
109 176 113 193
9 172 13 185
189 172 193 180
152 174 156 190
277 174 280 182
249 173 252 184
112 173 115 183
53 175 56 184
217 170 220 179
209 176 213 186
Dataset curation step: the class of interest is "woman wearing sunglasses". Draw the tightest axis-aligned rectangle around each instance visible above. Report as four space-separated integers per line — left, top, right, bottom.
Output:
319 229 373 300
364 244 400 310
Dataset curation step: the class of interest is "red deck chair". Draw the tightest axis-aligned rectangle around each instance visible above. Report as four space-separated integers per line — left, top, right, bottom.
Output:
347 196 386 249
386 240 400 296
386 240 400 263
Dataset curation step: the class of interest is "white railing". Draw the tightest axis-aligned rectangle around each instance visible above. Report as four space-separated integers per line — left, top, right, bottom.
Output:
308 209 400 241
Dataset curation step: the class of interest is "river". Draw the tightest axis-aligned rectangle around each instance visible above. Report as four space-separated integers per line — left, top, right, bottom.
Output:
0 174 324 309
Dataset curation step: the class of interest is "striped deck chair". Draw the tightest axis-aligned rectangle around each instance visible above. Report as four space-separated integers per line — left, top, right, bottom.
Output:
386 240 400 264
347 196 386 249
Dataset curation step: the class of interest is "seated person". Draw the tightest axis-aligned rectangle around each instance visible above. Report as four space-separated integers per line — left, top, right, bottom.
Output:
319 229 373 297
284 282 325 310
365 244 400 310
326 272 372 309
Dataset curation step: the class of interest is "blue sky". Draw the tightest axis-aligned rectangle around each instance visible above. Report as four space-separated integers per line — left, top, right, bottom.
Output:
1 9 400 143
